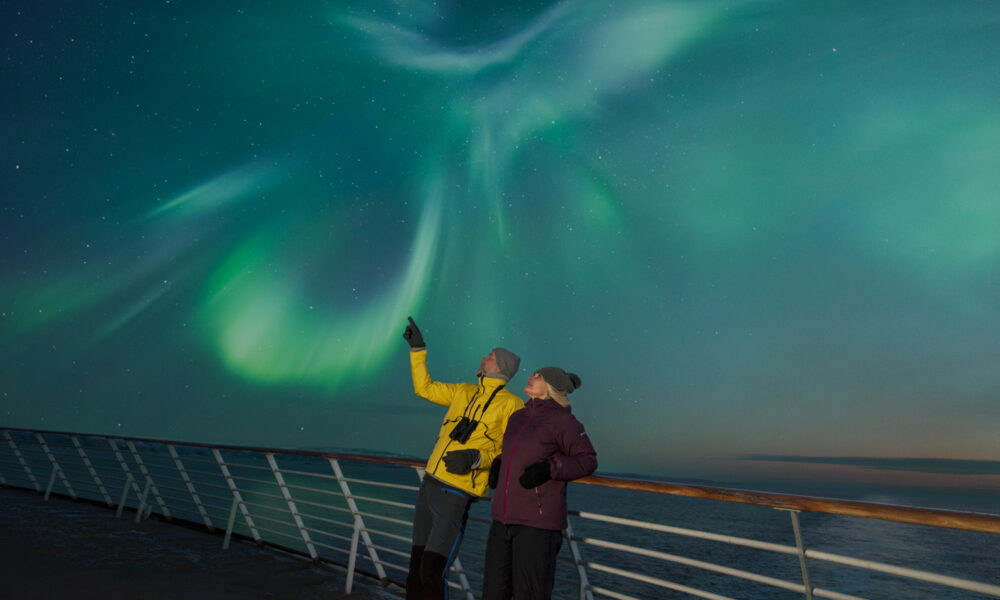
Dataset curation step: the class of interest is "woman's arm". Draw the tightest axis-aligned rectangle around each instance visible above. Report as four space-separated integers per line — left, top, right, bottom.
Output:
549 417 597 481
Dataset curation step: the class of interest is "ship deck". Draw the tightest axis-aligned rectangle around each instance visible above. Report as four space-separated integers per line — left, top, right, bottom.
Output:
0 486 401 599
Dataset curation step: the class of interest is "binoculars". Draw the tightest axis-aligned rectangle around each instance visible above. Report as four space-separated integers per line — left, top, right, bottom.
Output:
448 417 479 443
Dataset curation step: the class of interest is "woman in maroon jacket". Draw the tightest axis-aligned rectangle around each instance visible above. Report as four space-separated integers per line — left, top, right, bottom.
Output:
483 366 598 600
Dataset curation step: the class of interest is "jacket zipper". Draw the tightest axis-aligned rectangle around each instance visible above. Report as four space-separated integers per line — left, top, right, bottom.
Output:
502 401 534 521
430 381 486 477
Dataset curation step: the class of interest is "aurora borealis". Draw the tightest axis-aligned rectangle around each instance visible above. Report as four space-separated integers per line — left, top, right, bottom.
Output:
2 1 999 490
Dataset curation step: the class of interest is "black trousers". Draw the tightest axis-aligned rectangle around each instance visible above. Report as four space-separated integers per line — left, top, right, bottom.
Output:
482 520 564 600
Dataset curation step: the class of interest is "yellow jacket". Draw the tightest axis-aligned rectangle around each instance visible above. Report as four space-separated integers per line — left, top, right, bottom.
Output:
410 349 524 496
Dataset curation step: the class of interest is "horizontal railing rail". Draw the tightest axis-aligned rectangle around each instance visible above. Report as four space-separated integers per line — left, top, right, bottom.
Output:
576 474 1000 534
1 427 997 600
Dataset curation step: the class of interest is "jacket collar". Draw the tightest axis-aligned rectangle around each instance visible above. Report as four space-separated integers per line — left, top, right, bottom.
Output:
479 374 508 390
527 397 572 411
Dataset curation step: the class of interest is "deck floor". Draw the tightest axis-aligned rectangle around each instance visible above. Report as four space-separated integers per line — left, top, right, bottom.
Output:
0 486 404 599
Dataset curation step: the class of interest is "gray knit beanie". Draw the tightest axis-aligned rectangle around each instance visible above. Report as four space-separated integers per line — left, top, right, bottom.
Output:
492 347 520 381
536 367 581 394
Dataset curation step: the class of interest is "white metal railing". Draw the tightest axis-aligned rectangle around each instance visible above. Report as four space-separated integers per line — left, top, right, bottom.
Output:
0 427 997 600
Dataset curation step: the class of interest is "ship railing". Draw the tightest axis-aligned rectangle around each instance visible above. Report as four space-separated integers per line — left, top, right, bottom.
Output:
1 427 997 600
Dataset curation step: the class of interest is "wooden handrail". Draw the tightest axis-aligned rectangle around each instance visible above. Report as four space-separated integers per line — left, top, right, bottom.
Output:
2 427 426 468
5 426 998 534
575 474 1000 534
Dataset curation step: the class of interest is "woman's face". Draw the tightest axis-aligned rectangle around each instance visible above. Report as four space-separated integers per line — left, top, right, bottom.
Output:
524 372 549 399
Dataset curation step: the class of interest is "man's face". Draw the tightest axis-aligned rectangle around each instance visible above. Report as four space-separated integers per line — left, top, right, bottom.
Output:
480 351 499 375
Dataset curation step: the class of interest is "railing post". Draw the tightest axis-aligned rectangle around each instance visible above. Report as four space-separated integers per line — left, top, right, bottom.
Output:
265 453 318 560
564 520 595 600
782 508 814 600
37 433 76 499
136 479 153 523
224 496 239 550
328 458 389 588
167 444 214 531
125 440 171 520
71 435 113 506
346 515 362 593
4 430 41 492
108 438 143 506
116 473 136 519
451 557 475 600
212 448 262 546
45 464 62 500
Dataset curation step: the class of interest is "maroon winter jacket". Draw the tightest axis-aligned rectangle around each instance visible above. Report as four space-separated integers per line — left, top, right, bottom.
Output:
490 397 598 531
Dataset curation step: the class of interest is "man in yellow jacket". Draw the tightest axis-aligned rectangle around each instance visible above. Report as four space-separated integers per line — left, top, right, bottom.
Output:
403 317 523 600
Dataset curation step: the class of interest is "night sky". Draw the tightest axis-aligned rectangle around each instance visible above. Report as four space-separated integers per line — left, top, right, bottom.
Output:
2 1 999 491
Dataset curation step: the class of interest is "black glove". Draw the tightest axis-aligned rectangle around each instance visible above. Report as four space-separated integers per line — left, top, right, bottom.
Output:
443 449 480 475
403 316 425 349
488 456 502 489
519 460 552 488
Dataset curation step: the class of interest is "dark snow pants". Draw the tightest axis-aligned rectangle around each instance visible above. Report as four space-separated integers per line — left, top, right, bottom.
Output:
406 477 473 600
481 520 564 600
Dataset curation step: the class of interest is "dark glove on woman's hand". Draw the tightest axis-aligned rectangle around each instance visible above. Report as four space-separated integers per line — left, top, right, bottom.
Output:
403 316 425 349
488 456 502 489
519 460 552 488
443 449 480 474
